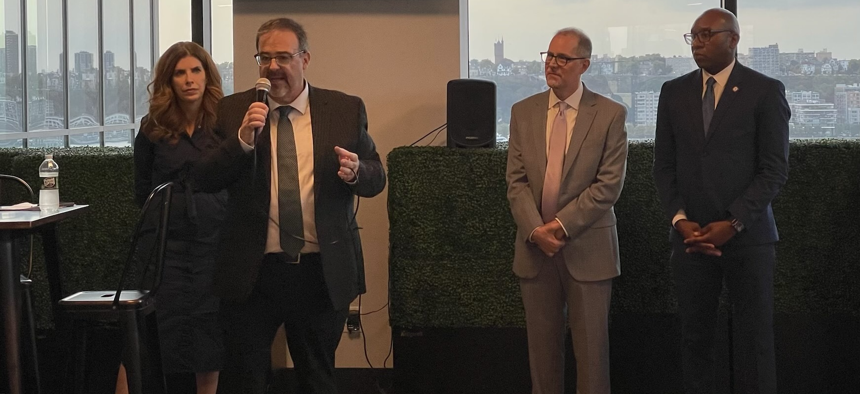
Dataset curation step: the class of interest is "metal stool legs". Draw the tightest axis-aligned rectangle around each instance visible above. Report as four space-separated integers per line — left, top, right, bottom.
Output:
20 275 42 394
121 310 144 394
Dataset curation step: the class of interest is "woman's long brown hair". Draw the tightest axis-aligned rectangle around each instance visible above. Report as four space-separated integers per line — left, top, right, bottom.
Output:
142 41 223 144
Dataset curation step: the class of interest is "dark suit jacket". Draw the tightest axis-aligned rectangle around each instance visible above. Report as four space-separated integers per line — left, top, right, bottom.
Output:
196 85 386 310
653 62 790 246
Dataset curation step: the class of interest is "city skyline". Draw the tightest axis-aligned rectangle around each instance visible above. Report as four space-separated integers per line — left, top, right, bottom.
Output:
1 0 233 72
470 34 860 139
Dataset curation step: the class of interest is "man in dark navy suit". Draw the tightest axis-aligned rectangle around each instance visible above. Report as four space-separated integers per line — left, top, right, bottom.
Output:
653 8 790 394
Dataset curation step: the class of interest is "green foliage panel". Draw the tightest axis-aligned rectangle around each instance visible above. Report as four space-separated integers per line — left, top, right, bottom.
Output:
388 141 860 328
3 147 138 329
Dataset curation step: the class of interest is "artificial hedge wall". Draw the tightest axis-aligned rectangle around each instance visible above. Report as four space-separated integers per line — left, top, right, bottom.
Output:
1 147 138 329
3 141 859 330
387 140 860 328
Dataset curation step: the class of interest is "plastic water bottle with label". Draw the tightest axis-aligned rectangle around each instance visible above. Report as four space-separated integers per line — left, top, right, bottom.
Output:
38 154 60 213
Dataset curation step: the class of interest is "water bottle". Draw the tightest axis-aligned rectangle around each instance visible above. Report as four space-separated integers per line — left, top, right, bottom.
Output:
38 154 60 213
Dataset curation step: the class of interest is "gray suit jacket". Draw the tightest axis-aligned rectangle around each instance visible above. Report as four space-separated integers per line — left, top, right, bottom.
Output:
506 85 628 281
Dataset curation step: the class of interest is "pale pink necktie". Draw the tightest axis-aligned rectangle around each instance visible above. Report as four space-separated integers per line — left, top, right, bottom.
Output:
541 101 568 224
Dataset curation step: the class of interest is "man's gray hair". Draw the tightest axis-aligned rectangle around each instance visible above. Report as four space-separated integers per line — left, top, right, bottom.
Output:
256 18 309 52
555 28 592 59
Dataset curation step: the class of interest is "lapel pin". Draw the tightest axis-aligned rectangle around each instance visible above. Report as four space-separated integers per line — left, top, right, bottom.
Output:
732 86 739 92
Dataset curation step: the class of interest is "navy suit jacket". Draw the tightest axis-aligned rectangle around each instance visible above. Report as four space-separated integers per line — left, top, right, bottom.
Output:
195 86 386 309
653 62 790 246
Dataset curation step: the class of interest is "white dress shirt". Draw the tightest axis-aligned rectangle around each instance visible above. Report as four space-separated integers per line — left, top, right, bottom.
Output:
546 81 584 156
240 82 319 255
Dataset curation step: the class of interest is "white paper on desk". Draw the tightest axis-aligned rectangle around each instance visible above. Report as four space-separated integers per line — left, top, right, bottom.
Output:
0 202 38 210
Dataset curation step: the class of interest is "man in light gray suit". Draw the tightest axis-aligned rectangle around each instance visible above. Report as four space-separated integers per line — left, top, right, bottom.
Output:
506 28 628 394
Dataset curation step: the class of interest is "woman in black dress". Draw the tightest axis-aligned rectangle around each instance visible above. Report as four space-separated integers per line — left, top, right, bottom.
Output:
132 41 225 394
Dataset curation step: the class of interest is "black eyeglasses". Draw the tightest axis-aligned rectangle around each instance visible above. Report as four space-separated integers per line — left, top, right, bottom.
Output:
540 51 588 67
684 29 732 45
254 51 306 66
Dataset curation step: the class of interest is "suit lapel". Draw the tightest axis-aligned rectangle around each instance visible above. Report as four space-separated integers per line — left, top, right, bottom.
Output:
704 64 745 146
685 70 707 148
308 85 326 197
261 122 272 182
532 91 550 183
308 84 338 200
560 86 596 181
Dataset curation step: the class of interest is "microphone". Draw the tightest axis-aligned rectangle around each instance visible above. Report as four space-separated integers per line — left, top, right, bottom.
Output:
254 78 271 147
255 77 270 104
252 78 271 187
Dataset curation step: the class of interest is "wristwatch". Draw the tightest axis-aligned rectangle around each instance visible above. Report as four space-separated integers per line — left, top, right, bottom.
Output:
729 217 745 233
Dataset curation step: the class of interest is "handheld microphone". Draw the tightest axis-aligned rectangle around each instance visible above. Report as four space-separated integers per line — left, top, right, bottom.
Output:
252 78 271 188
255 77 271 104
254 78 271 147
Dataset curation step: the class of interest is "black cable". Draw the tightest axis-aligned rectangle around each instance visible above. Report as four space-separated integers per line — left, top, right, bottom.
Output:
425 125 447 146
382 275 393 369
349 196 361 231
360 301 388 316
409 123 447 146
357 292 393 394
359 295 375 369
383 330 393 369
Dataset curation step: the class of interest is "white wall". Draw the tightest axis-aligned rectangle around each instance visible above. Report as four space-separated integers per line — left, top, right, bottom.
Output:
233 0 461 368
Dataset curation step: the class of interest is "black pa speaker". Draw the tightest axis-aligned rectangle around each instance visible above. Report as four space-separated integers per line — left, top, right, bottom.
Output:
447 79 496 148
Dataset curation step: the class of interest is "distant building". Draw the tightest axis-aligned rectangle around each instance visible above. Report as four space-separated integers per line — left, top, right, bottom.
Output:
74 51 94 73
494 39 504 66
496 60 513 77
665 56 696 75
633 91 659 126
5 30 19 74
848 108 860 125
104 50 115 71
749 44 780 76
26 45 37 75
816 49 832 62
28 98 49 128
511 60 531 75
786 89 836 129
780 49 815 65
835 83 860 124
588 55 614 75
789 102 837 129
0 99 20 123
787 90 821 104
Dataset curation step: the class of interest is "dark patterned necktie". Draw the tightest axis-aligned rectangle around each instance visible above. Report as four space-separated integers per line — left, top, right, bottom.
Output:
703 77 716 136
276 106 304 256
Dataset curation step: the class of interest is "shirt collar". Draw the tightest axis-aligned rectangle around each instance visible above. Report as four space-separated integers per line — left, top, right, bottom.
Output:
548 81 584 111
702 59 736 89
268 80 309 115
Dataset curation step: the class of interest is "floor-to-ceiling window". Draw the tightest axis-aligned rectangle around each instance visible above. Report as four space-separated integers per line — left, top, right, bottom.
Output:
739 0 860 138
0 0 234 148
467 0 860 140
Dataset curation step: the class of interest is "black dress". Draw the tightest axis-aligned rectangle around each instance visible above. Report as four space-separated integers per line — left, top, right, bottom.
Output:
133 120 227 374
